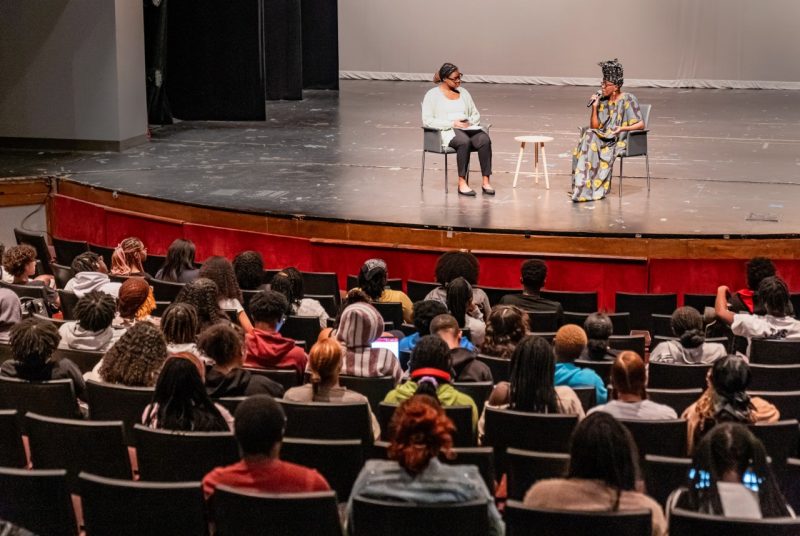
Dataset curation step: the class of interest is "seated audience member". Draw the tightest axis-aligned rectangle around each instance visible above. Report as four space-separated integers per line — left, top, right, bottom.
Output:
0 318 86 401
431 314 491 382
729 257 777 315
346 395 503 536
323 288 373 336
232 250 267 291
553 324 608 404
580 312 619 361
58 291 122 352
270 268 328 329
2 244 59 314
110 237 147 276
154 238 200 283
715 275 800 356
499 259 564 327
93 321 168 386
683 355 779 453
142 353 232 431
284 337 379 439
384 335 477 426
160 302 207 363
588 352 676 420
356 258 413 324
480 335 583 438
202 395 330 499
199 256 253 333
65 251 121 297
336 302 402 382
0 289 21 343
200 323 284 398
650 306 727 364
244 290 308 377
668 422 792 519
524 412 666 536
424 251 491 320
399 300 475 354
114 277 157 329
479 305 529 359
446 277 486 346
175 278 228 333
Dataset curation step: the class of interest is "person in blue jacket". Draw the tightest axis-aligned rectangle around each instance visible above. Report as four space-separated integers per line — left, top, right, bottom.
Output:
553 324 608 404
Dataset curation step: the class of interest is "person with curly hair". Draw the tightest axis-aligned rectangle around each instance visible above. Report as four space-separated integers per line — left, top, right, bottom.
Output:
58 291 122 352
199 256 253 333
650 306 727 365
346 395 503 536
174 278 228 333
160 302 209 364
232 250 267 291
65 251 121 297
553 324 607 404
2 244 59 313
355 259 413 324
155 238 199 283
430 314 491 382
113 277 157 329
270 268 328 329
95 321 168 386
244 290 308 378
499 259 564 326
424 250 491 320
580 312 619 361
729 257 777 315
110 237 147 276
0 318 85 403
479 305 529 359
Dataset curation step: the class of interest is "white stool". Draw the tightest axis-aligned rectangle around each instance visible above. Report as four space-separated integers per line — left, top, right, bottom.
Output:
513 135 553 189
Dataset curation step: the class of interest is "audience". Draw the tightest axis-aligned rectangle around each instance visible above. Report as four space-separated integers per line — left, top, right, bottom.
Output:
668 422 792 519
110 237 147 276
232 250 267 291
65 251 121 297
202 395 330 499
479 305 529 359
399 300 475 355
58 291 122 352
160 302 206 363
384 335 477 427
142 353 233 431
580 312 619 361
244 290 308 378
499 259 564 327
2 244 59 314
200 323 284 398
0 289 21 343
729 257 777 315
283 337 380 439
356 258 413 324
682 355 779 453
446 277 486 346
553 324 608 404
335 302 402 382
650 306 727 364
270 268 328 329
430 313 492 382
199 256 253 333
154 238 200 283
114 277 157 328
346 395 503 536
524 412 666 536
174 278 228 332
93 321 168 386
588 351 677 420
0 318 86 402
425 251 491 320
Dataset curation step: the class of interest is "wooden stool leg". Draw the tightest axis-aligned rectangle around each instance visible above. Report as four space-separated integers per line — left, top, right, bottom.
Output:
513 142 526 188
533 143 540 184
540 143 550 190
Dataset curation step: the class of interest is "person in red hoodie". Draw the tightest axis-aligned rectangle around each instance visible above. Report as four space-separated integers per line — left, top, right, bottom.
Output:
244 290 308 378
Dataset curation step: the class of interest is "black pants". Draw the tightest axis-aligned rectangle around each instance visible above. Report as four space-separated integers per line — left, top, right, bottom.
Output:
449 129 492 179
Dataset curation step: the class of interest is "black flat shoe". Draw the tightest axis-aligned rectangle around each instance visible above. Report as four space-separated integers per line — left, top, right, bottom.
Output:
482 186 495 195
458 187 476 197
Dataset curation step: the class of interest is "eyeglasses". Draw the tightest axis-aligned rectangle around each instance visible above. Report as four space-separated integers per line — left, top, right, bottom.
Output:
447 74 463 82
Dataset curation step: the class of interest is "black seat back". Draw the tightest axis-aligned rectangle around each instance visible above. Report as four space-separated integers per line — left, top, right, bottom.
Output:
281 438 363 498
571 385 597 412
406 280 439 303
244 367 300 391
476 354 510 383
52 237 89 266
150 278 185 302
371 301 404 331
647 388 703 416
378 402 473 446
53 347 104 374
300 272 340 308
749 391 800 420
643 455 691 508
540 290 598 313
670 507 800 535
346 275 403 292
351 496 489 536
749 364 800 391
651 313 674 337
648 362 711 389
14 228 53 275
86 380 154 445
0 467 76 536
506 448 569 501
0 410 26 467
339 375 396 412
505 501 651 536
453 381 493 410
620 419 687 458
279 399 373 444
279 315 321 351
484 407 577 453
476 286 520 308
615 292 677 332
750 339 800 365
305 293 338 318
574 359 613 384
683 293 716 314
608 335 646 357
748 420 800 468
51 262 75 289
0 377 80 426
57 289 80 320
526 310 559 332
0 280 50 302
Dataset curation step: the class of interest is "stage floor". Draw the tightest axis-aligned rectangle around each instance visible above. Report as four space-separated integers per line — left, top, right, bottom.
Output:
2 80 800 237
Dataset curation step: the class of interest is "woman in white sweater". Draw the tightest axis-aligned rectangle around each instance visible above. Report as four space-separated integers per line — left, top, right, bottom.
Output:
422 62 494 196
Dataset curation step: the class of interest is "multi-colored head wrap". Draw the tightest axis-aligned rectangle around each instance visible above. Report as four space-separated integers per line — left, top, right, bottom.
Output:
599 58 624 87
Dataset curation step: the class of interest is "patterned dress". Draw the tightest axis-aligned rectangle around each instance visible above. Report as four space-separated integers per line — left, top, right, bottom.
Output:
571 93 643 202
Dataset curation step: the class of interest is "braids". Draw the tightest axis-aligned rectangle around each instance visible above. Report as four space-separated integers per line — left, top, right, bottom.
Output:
74 291 116 332
110 237 146 276
160 302 199 344
270 271 298 308
445 277 472 329
480 305 529 358
508 335 558 413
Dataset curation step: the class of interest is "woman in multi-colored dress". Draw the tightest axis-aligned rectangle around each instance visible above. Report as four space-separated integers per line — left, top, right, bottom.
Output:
571 59 644 202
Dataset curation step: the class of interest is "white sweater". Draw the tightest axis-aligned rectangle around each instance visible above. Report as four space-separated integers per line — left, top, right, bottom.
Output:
421 86 482 147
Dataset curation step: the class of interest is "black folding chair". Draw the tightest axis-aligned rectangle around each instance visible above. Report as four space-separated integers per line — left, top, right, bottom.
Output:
300 272 340 308
608 335 646 357
150 278 185 302
683 293 715 314
372 301 405 331
505 501 651 536
0 410 26 467
648 362 711 389
749 390 800 419
526 310 560 332
339 375 396 412
540 290 598 313
53 348 104 374
619 419 687 458
651 313 673 337
378 402 473 446
750 339 800 365
643 454 691 508
281 437 364 498
506 448 569 501
575 359 613 384
280 315 321 351
0 467 76 536
52 237 89 266
57 289 80 320
244 367 299 391
477 286 521 308
670 507 800 535
749 364 800 391
346 275 402 292
86 380 154 445
572 385 597 412
453 381 493 410
280 400 374 445
476 354 510 383
615 292 677 332
647 388 702 416
51 262 75 289
406 280 439 303
0 377 80 426
352 496 489 536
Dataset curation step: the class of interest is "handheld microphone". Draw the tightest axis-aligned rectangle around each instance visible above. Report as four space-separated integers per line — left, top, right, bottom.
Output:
586 90 602 108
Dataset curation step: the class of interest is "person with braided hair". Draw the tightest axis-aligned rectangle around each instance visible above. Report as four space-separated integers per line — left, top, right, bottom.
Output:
113 277 157 329
446 277 486 346
270 268 328 329
110 237 147 276
199 256 254 334
160 302 210 364
650 306 727 365
571 59 644 202
58 291 122 352
65 251 120 297
479 305 529 359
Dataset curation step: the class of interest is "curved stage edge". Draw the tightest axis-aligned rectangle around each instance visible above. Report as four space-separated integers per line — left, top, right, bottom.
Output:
49 178 800 311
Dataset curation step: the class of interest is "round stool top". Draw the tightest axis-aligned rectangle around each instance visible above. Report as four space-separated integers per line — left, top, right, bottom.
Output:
515 135 554 143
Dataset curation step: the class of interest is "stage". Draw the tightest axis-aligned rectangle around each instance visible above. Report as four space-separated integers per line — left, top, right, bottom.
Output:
1 80 800 238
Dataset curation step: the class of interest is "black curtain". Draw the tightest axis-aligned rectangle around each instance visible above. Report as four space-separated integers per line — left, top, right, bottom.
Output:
143 0 172 124
301 0 339 90
263 0 303 100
